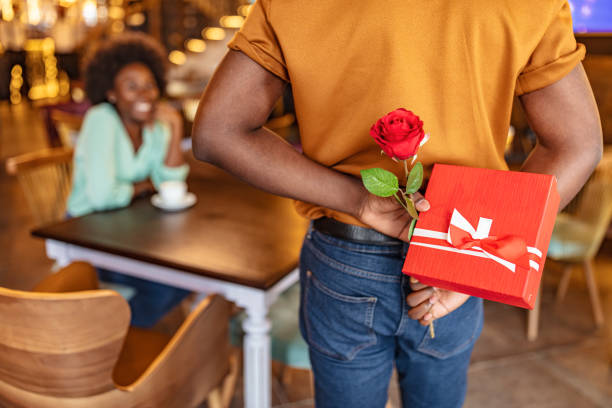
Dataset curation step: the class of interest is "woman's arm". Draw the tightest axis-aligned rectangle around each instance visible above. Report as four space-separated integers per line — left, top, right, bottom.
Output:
80 109 136 208
133 179 155 197
155 101 186 167
149 102 189 188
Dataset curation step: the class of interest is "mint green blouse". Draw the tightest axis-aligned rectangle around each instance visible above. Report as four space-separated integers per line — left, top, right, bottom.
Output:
67 103 189 217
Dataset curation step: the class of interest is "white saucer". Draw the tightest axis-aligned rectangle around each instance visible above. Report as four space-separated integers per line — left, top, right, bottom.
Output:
151 192 197 211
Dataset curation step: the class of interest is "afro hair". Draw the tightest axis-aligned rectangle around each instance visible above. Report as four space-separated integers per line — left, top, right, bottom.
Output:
82 32 168 105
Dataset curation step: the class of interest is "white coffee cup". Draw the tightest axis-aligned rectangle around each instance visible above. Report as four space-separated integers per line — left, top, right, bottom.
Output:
159 180 187 205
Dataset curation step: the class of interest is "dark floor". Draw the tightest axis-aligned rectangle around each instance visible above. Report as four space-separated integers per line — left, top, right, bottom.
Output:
1 102 611 408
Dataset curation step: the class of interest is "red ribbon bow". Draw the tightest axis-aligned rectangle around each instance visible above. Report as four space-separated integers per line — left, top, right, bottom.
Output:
447 210 531 271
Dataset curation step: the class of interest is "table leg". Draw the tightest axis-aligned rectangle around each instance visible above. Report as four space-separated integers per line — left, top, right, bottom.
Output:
242 307 272 408
46 240 71 267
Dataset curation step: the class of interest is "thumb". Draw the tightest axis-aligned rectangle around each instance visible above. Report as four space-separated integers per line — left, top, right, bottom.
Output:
411 192 430 212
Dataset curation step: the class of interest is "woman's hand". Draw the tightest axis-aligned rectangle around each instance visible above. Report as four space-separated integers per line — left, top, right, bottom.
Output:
154 102 183 137
133 179 156 198
155 102 186 167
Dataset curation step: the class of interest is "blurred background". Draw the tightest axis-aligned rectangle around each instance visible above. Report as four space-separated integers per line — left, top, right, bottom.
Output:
0 0 300 152
0 1 611 407
0 0 609 156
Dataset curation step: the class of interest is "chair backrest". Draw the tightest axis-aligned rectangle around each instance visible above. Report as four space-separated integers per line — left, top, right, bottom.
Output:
5 147 74 226
50 109 84 148
566 151 612 258
0 286 130 398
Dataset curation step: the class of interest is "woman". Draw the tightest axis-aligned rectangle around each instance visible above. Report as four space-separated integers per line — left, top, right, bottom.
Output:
67 32 190 327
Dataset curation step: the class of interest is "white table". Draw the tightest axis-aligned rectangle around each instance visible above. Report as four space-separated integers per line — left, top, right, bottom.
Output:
33 176 308 408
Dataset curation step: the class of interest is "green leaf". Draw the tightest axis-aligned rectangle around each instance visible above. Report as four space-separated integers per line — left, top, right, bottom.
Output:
408 218 417 241
360 168 399 197
405 197 419 219
405 162 423 194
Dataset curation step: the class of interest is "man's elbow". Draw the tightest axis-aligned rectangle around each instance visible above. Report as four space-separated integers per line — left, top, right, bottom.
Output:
191 128 211 163
191 112 217 163
593 136 603 164
586 122 604 167
561 116 603 166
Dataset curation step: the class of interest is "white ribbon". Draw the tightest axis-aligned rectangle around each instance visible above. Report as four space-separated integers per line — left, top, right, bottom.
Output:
411 209 542 273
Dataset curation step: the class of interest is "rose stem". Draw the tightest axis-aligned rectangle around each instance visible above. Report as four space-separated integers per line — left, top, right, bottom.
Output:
403 159 409 183
429 321 435 338
394 192 410 212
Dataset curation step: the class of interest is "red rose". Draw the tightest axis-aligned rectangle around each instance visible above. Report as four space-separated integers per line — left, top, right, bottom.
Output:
370 108 426 160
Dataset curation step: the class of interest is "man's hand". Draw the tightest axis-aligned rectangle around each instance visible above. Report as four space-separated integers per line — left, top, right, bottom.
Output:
358 191 469 324
357 190 469 322
406 278 470 326
358 191 430 242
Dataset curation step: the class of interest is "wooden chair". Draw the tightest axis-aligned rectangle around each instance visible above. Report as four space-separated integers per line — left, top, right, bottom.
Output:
527 152 612 340
49 109 84 148
49 109 84 147
0 262 238 408
5 147 74 226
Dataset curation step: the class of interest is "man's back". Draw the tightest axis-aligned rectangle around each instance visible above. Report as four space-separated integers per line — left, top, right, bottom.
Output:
229 0 584 224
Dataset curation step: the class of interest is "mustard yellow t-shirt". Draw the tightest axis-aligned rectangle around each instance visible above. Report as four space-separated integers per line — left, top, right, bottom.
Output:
228 0 585 227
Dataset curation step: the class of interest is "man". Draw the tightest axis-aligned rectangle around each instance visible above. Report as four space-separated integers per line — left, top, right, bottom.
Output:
192 1 602 406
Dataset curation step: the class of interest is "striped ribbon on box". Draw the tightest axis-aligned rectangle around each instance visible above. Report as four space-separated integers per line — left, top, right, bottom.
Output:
411 209 542 273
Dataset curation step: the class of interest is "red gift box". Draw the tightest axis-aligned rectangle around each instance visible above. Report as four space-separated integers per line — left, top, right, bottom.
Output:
402 164 560 309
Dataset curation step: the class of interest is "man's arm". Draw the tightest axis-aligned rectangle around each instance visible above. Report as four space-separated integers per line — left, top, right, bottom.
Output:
192 50 427 240
519 63 603 208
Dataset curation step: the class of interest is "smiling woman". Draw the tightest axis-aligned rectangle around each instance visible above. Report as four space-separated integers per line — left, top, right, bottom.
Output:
66 32 190 328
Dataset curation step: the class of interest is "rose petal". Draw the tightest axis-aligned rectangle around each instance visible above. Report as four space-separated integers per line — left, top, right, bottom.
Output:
369 108 426 160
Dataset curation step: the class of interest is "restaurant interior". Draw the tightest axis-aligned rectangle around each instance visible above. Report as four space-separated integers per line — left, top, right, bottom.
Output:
0 0 611 407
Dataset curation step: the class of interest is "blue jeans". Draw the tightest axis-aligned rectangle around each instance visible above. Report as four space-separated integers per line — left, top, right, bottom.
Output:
65 213 190 328
97 269 189 328
299 228 483 408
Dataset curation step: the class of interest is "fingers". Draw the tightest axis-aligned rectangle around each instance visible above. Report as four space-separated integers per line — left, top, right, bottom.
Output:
406 287 439 307
408 290 472 326
406 286 435 307
407 293 438 321
406 277 439 322
419 311 435 326
409 276 428 291
411 192 430 212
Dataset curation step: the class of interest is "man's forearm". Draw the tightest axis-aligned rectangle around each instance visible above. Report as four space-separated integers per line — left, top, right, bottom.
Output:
193 123 366 218
520 142 601 209
519 63 603 209
192 50 369 219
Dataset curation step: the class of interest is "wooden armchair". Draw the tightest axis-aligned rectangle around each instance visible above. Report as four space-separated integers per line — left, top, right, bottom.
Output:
0 262 237 408
5 147 74 226
49 109 84 148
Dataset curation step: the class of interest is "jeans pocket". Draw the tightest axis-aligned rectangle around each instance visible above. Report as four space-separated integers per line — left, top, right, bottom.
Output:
416 296 483 359
302 269 377 361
